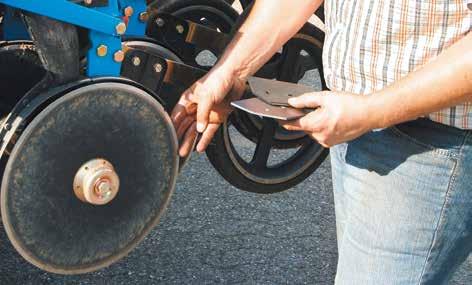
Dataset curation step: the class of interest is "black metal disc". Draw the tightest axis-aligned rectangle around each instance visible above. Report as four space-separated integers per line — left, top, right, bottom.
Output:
1 82 178 274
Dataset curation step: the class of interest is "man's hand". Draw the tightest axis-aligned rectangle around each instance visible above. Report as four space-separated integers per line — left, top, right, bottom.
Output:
280 92 377 147
171 68 245 157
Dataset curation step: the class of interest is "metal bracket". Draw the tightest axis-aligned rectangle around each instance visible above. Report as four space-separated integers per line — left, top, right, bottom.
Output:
121 47 206 110
147 13 231 61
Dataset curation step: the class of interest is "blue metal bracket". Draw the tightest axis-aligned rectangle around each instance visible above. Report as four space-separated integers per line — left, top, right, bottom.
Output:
0 0 150 77
0 0 123 36
119 0 147 36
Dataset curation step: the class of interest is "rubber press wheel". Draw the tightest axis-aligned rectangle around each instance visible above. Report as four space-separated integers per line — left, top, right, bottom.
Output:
205 9 329 193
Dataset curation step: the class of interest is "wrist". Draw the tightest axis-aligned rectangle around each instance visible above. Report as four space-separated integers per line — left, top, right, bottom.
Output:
365 92 391 129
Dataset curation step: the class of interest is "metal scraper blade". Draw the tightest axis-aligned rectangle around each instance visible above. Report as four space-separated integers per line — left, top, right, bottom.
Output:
247 77 315 107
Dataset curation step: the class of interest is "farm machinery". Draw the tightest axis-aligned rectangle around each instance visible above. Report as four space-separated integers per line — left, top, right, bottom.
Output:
0 0 326 274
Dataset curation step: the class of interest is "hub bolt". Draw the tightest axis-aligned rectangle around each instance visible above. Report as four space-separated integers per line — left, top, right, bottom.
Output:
132 56 141 66
95 180 112 198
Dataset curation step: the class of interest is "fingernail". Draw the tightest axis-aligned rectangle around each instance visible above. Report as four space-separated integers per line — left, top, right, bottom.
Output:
196 123 205 133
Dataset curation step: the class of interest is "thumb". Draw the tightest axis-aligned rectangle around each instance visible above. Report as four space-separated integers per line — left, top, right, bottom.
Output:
288 93 324 109
196 95 213 133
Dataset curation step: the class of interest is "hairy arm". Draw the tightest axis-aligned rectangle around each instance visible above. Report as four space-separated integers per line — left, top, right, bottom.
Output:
215 0 324 81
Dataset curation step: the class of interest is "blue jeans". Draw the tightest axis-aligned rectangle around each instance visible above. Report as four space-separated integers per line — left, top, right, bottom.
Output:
330 119 472 284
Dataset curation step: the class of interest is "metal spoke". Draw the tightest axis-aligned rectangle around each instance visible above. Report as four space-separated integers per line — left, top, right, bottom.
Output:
277 42 303 82
250 118 277 170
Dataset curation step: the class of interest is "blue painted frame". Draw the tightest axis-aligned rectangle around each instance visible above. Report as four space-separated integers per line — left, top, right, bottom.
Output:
2 7 30 41
0 0 148 77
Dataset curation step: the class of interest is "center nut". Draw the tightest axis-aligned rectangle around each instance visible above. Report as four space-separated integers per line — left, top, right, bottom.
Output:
73 158 120 205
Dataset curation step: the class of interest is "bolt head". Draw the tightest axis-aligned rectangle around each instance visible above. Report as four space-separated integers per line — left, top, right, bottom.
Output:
139 12 149 22
96 45 108 57
124 6 134 17
114 50 125 62
154 63 163 73
84 0 93 5
116 22 127 35
176 24 185 34
155 18 165 27
132 56 141 66
96 181 112 196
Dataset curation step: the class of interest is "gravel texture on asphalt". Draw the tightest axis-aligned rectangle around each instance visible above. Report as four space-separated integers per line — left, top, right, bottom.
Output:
0 152 471 284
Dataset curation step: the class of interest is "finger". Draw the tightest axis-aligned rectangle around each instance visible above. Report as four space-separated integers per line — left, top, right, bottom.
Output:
179 122 197 157
185 103 197 116
171 87 195 121
196 95 213 133
208 104 233 124
288 93 324 109
280 119 304 131
171 102 187 126
196 123 220 153
177 116 195 142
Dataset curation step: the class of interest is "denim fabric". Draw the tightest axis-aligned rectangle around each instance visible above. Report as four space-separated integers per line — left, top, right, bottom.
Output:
330 118 472 284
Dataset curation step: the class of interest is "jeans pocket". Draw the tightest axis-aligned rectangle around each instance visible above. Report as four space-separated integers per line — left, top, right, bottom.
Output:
389 123 458 159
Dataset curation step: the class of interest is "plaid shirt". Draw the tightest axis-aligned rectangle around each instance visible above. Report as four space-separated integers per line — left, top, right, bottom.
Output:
323 0 472 129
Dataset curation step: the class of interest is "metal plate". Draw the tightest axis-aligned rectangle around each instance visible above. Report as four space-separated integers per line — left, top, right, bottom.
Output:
231 98 308 121
248 77 315 107
1 82 178 274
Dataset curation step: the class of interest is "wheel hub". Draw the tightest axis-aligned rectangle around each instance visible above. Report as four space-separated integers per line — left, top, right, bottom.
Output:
73 158 120 205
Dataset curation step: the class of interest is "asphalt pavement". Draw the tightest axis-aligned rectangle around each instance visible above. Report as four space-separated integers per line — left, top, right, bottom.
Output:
1 149 471 284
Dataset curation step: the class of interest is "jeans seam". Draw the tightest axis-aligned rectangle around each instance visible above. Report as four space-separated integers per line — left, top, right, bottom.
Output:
417 157 459 284
389 126 455 158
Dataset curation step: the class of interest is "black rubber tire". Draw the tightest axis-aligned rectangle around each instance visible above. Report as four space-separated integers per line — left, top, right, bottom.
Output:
0 41 45 117
205 125 329 193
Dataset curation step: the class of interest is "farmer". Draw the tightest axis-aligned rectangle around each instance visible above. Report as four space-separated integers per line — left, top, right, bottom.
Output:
171 0 472 283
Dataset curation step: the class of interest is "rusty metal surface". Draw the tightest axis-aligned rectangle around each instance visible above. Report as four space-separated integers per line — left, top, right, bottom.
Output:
1 82 178 274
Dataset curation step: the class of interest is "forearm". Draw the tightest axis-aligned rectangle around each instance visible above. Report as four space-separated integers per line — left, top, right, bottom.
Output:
215 0 323 80
371 33 472 129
